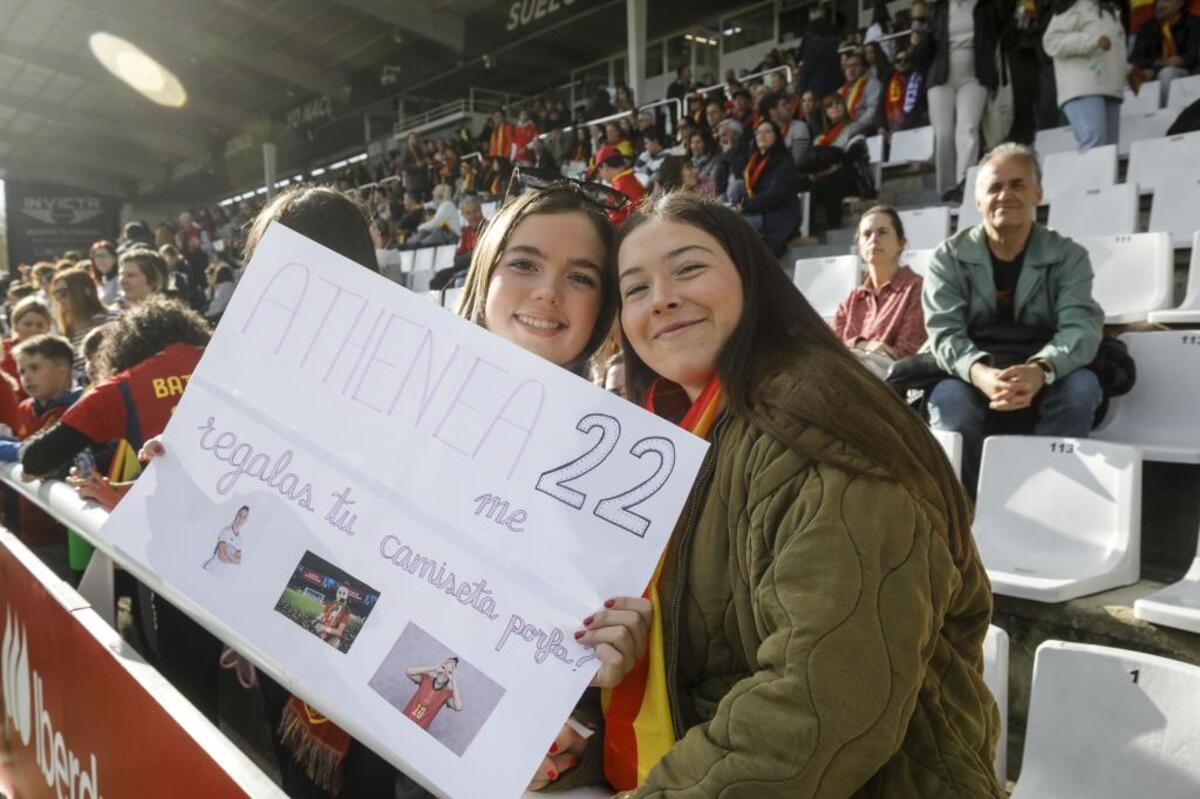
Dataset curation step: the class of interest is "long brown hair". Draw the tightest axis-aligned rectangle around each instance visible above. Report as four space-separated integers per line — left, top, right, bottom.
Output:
615 192 973 567
243 185 378 272
456 186 619 375
50 267 106 336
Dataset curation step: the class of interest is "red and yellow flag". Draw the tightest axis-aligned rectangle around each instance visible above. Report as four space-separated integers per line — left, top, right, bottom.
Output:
602 376 723 790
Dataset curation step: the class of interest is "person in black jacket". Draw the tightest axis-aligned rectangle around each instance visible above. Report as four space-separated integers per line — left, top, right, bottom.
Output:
798 7 845 100
737 120 803 256
1130 0 1200 99
911 0 1007 198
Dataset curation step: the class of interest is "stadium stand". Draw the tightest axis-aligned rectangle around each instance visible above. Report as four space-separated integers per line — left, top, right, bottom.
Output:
1046 184 1139 240
1078 232 1174 324
1148 232 1200 324
791 254 859 322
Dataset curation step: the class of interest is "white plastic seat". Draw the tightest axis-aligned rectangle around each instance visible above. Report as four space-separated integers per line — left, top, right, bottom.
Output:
972 436 1141 603
1122 80 1162 115
885 125 934 165
441 286 463 312
1134 527 1200 634
480 200 498 219
1047 183 1137 239
1167 73 1200 109
931 428 963 479
376 249 405 284
955 166 980 232
898 206 951 250
433 244 456 270
1012 641 1200 798
866 134 884 164
399 249 416 274
1118 110 1176 156
901 248 937 278
1148 176 1200 248
1093 331 1200 463
408 270 434 293
1148 231 1200 323
1126 130 1200 194
1034 126 1077 159
1077 232 1173 323
412 246 436 273
792 255 859 321
1042 144 1118 198
981 625 1008 785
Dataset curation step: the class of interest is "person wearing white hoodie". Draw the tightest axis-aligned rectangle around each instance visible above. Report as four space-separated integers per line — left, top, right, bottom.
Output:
1043 0 1128 149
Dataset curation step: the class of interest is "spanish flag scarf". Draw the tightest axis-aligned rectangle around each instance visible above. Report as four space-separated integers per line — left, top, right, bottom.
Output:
1162 14 1181 58
817 119 847 147
885 72 906 126
602 376 723 790
743 149 770 197
279 697 350 794
841 75 866 118
489 122 513 159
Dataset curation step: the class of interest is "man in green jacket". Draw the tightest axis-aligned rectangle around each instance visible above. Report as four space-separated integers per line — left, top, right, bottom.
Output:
922 142 1104 495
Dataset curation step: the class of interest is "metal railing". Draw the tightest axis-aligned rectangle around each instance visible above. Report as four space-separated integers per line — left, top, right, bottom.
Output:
838 29 914 54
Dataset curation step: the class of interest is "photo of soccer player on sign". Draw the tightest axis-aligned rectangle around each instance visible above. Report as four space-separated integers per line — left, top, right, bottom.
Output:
273 551 380 654
369 622 504 756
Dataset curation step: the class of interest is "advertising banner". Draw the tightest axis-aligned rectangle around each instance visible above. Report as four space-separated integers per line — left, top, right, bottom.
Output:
3 181 120 267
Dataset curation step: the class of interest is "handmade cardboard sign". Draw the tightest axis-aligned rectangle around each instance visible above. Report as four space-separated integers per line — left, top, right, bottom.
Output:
98 223 708 798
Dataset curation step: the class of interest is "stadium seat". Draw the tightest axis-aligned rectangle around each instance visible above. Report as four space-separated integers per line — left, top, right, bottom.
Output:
982 625 1009 785
1126 131 1200 195
1134 529 1200 635
885 126 934 165
897 206 951 250
792 255 859 321
1167 73 1200 109
399 249 416 274
413 246 436 273
377 249 405 284
442 286 463 311
901 248 936 278
1078 232 1173 323
1093 331 1200 463
1012 641 1200 798
972 436 1141 603
1148 176 1200 248
1118 110 1175 156
1122 80 1162 115
409 270 434 293
1042 144 1118 197
1148 231 1200 323
866 134 883 164
931 428 963 479
481 200 498 219
1034 126 1077 159
1047 184 1137 239
955 166 980 232
433 244 456 270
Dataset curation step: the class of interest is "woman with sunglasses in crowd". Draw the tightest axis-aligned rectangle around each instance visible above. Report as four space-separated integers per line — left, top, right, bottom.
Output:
141 176 651 796
572 192 1001 797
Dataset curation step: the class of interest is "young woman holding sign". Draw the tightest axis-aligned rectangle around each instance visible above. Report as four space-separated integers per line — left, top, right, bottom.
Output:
141 183 653 796
581 192 1002 797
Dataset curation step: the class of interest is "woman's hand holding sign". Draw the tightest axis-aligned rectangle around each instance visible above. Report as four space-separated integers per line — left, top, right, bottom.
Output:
578 596 653 689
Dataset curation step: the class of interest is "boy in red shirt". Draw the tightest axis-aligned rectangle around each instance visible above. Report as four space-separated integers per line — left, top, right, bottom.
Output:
0 334 81 574
597 154 645 226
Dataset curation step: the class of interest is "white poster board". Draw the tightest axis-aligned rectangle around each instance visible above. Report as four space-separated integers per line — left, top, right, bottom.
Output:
98 224 708 798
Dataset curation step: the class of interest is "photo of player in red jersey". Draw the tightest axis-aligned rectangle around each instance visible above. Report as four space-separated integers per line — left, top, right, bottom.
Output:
369 622 504 756
402 657 464 730
273 550 380 654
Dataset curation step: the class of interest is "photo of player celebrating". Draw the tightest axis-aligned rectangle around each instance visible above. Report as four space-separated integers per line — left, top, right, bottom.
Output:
201 505 250 577
273 551 381 654
402 657 464 730
369 622 504 756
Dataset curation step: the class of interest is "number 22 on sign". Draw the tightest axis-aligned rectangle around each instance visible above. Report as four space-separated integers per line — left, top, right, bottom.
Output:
536 413 676 538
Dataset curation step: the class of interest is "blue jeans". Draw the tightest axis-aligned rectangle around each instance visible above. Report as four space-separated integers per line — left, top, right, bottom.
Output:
927 368 1103 497
1061 95 1120 150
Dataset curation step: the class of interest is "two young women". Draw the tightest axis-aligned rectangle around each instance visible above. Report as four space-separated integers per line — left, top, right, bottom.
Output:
153 183 1002 796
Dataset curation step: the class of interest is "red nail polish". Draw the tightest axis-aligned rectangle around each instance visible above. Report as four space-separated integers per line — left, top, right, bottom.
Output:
574 630 584 640
547 770 557 781
604 598 616 608
549 741 558 754
582 615 594 626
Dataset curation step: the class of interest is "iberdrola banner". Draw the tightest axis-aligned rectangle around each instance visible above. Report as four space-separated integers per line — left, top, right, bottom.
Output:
97 223 708 798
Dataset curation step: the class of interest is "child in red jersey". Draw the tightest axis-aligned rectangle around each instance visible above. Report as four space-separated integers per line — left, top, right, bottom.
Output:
0 334 81 575
402 657 464 730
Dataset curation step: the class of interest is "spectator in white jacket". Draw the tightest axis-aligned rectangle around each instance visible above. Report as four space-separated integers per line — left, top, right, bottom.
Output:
1042 0 1127 149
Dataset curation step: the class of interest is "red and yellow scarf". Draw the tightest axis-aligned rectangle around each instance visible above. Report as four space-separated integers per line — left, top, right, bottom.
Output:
841 75 866 118
1162 13 1181 57
743 149 770 197
817 119 847 147
602 376 723 790
885 72 906 126
489 122 513 159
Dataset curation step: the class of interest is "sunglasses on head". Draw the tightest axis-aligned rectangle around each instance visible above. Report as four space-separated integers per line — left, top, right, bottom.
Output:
505 166 630 213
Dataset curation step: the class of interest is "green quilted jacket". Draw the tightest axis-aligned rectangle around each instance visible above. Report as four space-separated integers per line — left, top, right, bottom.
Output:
618 410 1003 798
